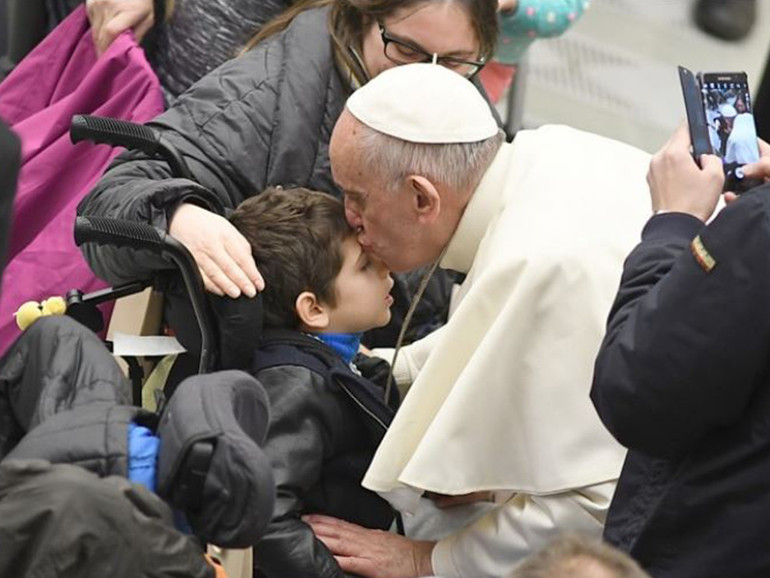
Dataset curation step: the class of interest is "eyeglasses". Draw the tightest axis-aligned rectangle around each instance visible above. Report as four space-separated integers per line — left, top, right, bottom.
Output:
377 20 485 79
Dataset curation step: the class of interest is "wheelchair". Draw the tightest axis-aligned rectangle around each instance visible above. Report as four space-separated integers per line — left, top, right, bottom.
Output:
66 114 265 405
0 115 273 577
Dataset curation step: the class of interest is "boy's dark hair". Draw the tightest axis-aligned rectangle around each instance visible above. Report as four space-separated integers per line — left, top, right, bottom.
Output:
230 187 354 329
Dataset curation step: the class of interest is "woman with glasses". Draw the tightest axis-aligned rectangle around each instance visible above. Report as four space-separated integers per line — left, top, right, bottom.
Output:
78 2 498 577
78 0 501 358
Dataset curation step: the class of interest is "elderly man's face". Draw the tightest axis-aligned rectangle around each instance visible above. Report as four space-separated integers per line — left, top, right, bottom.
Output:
330 112 441 273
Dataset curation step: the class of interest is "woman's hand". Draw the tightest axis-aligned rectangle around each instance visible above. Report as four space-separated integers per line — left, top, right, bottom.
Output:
169 203 264 298
86 0 155 55
304 515 435 578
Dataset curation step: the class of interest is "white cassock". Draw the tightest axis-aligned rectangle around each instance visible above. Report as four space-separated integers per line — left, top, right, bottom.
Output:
725 113 759 165
367 125 653 578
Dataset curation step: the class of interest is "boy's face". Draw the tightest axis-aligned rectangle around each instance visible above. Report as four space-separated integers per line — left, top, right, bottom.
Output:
324 236 394 333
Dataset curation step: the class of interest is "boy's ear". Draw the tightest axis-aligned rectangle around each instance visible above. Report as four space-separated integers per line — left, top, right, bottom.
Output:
406 175 441 224
295 291 330 330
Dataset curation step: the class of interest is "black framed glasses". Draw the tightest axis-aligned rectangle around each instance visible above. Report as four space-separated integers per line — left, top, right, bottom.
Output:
378 20 486 79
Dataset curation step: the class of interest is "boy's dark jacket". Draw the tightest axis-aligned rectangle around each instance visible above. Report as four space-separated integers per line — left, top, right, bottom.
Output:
251 329 398 578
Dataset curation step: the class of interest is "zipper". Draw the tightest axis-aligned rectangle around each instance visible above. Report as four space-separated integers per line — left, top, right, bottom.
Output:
336 379 387 431
337 379 402 535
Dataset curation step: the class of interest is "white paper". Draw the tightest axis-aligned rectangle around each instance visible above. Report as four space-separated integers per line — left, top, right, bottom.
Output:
112 332 186 357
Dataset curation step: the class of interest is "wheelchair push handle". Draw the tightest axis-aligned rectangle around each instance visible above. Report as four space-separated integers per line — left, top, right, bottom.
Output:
70 115 159 154
74 216 214 374
74 216 166 254
69 115 193 180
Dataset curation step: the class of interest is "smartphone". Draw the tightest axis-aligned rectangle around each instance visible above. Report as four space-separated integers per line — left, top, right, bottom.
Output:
679 66 713 164
699 71 762 192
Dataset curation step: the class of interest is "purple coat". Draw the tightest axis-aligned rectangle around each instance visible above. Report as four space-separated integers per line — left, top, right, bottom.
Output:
0 6 163 354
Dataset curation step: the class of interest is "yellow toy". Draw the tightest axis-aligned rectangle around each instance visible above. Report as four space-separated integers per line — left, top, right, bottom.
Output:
14 296 67 330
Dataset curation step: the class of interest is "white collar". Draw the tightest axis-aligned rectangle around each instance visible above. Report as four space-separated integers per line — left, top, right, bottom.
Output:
440 142 514 273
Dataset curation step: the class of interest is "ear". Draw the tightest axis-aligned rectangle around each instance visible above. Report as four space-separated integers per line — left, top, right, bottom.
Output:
406 175 441 224
295 291 330 330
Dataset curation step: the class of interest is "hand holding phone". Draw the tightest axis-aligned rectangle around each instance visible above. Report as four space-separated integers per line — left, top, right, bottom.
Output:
679 66 762 193
648 124 724 222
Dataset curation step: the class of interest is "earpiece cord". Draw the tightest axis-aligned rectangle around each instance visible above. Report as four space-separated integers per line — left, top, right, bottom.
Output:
383 245 448 404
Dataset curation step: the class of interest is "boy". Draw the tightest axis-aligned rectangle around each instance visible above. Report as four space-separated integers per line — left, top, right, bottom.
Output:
229 187 398 578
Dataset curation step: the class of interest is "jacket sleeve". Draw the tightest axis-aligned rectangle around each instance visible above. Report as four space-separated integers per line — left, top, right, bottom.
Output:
591 190 770 458
251 366 347 578
431 480 614 578
76 38 283 285
495 0 587 64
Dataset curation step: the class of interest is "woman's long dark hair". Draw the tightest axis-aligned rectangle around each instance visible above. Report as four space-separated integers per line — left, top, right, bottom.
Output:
242 0 498 71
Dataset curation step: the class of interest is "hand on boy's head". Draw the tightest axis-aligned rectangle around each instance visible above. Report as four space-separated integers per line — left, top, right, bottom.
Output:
169 203 264 298
647 124 724 222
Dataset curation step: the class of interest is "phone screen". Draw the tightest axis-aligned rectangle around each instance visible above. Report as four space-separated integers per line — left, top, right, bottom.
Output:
701 73 760 190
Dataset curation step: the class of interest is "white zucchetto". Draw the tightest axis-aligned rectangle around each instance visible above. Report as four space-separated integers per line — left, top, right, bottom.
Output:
346 63 499 144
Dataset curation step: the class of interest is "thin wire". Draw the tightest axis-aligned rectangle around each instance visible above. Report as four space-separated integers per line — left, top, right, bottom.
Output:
383 246 448 403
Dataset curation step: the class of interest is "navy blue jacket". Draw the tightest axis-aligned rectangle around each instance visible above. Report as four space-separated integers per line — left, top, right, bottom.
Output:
592 185 770 578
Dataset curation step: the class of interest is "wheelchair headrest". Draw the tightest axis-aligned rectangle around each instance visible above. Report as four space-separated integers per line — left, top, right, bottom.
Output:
156 370 274 548
209 293 263 372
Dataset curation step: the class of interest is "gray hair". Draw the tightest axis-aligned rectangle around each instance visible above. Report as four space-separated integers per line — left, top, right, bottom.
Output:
357 123 505 195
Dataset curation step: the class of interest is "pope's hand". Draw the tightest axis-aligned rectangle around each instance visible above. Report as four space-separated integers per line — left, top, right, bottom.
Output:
86 0 155 55
304 515 435 578
168 203 264 298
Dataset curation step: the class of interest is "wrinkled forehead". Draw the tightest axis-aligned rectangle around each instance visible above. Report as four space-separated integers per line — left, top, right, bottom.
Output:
331 109 362 152
330 110 366 178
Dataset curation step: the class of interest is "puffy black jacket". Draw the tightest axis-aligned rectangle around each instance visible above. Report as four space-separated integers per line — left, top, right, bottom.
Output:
1 315 276 549
0 461 214 578
0 315 131 460
251 330 397 578
591 187 770 578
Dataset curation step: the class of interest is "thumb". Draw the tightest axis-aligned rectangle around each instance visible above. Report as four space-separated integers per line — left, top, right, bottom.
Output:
699 154 724 177
740 157 770 180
